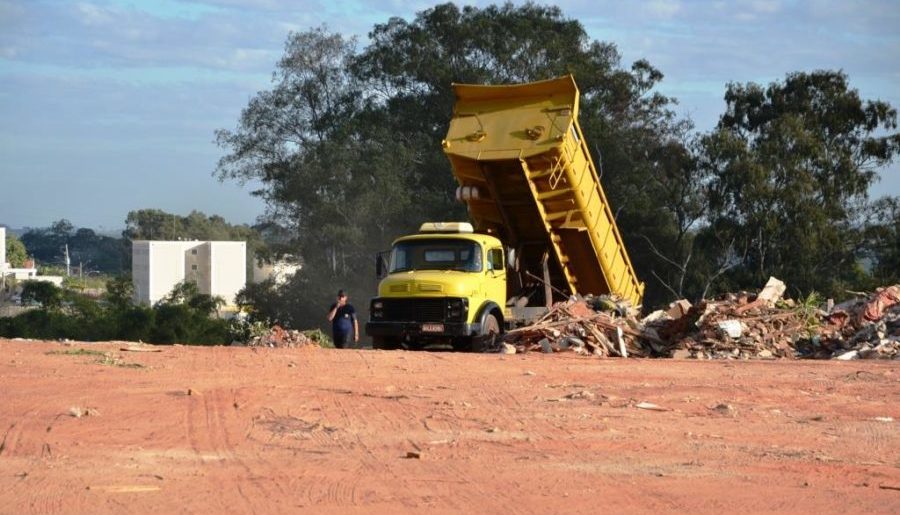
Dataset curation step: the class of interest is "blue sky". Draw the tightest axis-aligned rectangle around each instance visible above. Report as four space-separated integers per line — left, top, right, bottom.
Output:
1 0 898 231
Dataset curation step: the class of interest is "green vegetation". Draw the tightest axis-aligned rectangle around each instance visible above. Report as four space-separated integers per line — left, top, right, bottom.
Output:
47 348 144 368
94 354 144 368
217 2 898 327
21 220 127 275
0 280 231 345
16 209 267 277
46 348 107 356
302 329 334 349
4 232 28 268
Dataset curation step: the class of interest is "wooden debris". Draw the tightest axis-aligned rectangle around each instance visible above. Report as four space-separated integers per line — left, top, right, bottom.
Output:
635 402 670 412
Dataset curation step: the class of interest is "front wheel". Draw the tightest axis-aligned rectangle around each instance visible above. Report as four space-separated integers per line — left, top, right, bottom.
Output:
470 313 501 353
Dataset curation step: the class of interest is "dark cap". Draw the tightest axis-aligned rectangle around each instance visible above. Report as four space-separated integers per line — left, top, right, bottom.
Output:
337 289 346 297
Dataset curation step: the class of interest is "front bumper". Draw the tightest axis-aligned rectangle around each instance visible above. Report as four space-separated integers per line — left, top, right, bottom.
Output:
366 321 480 339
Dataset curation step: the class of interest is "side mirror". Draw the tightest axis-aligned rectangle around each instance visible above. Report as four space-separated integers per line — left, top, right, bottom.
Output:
375 252 389 279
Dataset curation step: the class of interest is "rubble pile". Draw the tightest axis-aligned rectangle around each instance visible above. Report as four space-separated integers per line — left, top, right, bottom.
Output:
806 285 900 360
501 296 658 358
649 278 805 360
502 279 900 361
247 326 319 349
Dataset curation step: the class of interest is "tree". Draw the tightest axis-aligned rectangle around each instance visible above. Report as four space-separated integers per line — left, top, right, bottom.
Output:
697 70 900 297
50 219 74 239
5 231 28 267
105 275 135 311
20 220 128 274
863 196 900 285
216 3 686 323
150 281 227 344
21 281 63 310
123 209 184 241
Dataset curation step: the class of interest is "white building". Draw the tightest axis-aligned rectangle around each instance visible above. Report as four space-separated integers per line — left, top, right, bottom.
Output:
132 240 246 307
0 226 40 283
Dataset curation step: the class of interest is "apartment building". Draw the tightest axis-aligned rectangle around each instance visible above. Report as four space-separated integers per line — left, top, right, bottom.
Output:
132 240 246 307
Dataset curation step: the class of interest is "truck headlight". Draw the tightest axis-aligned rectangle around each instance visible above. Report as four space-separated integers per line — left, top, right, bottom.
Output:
445 298 467 321
371 300 384 320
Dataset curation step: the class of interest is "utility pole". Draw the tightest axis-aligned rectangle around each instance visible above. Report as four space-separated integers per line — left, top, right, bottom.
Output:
65 244 71 277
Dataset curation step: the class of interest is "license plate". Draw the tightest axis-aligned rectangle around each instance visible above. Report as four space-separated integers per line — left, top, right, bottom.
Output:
421 323 444 333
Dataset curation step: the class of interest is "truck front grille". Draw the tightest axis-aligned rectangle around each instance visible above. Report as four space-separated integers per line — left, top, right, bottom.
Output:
381 298 446 322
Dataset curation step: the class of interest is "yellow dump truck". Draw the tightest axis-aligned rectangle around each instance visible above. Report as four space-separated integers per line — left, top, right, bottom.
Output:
366 75 643 351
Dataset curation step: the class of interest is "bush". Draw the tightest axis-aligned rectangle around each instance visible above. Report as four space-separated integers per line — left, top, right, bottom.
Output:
0 281 230 345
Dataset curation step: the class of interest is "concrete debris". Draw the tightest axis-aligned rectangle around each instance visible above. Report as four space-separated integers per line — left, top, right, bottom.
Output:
247 326 319 349
757 277 787 306
502 280 899 361
834 350 859 361
716 320 744 339
666 299 693 320
69 406 99 418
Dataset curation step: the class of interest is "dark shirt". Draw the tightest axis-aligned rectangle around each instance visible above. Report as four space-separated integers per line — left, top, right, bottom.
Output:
330 303 356 335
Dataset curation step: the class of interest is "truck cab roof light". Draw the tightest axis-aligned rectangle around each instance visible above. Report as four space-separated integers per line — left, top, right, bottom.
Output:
418 222 474 234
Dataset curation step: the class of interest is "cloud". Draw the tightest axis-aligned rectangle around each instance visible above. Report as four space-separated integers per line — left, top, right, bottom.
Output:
0 0 897 228
76 2 116 25
645 0 682 19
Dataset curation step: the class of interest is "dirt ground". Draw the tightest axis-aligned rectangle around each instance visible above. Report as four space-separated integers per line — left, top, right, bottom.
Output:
0 338 898 514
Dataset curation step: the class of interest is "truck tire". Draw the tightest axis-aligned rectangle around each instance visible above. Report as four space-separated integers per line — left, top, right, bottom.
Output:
470 313 500 352
372 336 401 350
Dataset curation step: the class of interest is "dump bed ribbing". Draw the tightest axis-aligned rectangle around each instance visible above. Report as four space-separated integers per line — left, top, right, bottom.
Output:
442 75 644 306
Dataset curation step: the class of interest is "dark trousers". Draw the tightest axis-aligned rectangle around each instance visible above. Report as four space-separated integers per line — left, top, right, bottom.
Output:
333 331 352 349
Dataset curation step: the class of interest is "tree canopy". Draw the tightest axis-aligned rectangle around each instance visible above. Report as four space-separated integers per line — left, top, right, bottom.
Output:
20 219 127 274
4 231 28 268
696 71 900 295
216 3 899 328
217 3 688 326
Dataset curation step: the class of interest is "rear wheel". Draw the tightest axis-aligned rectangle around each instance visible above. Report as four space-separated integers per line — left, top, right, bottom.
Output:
372 336 401 350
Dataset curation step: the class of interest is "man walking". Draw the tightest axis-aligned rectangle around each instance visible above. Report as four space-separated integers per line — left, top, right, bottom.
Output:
327 289 358 349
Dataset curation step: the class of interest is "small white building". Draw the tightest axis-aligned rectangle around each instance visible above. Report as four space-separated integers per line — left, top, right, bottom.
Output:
252 258 301 285
132 240 246 307
0 226 40 284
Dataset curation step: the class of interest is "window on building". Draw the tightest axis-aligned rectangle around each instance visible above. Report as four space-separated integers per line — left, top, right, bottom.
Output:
191 264 198 270
191 249 198 255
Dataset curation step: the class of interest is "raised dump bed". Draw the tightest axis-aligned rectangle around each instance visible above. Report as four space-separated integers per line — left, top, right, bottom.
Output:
442 75 644 306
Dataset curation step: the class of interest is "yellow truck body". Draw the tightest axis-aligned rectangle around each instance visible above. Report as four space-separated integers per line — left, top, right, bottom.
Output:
443 74 644 306
365 76 642 350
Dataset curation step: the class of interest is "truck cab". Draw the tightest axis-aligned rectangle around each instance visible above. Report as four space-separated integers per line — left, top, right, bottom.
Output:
366 222 506 351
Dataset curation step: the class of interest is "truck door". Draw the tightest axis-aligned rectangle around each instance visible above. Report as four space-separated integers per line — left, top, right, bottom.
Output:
485 247 506 309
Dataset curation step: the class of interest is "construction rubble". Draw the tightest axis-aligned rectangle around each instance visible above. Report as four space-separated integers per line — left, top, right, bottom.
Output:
246 326 319 349
501 279 900 361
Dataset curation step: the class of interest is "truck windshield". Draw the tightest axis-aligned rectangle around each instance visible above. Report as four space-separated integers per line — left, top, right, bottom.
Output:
389 239 482 273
